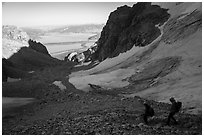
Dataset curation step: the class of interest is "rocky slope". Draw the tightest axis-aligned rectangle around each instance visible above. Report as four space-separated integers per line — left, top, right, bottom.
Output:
93 2 170 61
2 93 202 135
2 2 202 135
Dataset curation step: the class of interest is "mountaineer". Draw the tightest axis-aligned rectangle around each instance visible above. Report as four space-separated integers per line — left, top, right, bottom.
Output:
166 97 182 125
143 102 154 124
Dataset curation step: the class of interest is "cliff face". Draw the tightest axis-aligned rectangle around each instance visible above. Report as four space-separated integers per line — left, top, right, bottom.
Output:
93 2 170 61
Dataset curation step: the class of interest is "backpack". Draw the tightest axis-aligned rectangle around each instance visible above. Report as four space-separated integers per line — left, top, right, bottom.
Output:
175 101 182 112
148 107 155 117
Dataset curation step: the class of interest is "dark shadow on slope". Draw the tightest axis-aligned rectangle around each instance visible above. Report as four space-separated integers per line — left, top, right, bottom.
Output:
2 58 29 82
7 47 62 71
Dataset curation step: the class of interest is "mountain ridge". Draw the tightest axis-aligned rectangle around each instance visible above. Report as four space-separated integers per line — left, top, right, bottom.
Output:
93 3 170 61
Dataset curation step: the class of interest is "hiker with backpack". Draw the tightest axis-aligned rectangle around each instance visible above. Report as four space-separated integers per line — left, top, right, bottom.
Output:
143 102 154 124
166 97 182 125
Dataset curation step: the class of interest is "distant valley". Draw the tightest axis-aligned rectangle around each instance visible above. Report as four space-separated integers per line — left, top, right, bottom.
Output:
21 24 103 59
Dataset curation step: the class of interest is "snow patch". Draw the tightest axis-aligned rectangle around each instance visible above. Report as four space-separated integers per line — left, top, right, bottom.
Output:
7 77 21 82
52 81 67 91
2 97 34 105
69 68 135 92
28 71 35 74
68 52 78 61
74 61 92 67
177 13 190 20
91 46 142 73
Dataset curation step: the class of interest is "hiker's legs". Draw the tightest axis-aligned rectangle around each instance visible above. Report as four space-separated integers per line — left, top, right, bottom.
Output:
167 112 173 125
167 112 177 125
171 115 178 124
143 114 148 124
167 114 171 125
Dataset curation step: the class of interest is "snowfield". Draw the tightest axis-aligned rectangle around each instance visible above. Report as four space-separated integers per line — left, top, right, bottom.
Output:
69 68 135 92
69 25 164 92
126 29 202 114
69 3 201 114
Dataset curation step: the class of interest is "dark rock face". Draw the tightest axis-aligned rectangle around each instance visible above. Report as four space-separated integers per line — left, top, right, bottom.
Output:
28 39 50 56
2 58 28 82
93 2 170 61
2 58 11 82
7 47 61 71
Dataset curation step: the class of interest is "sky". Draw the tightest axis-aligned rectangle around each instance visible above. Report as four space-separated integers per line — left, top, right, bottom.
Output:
2 2 136 27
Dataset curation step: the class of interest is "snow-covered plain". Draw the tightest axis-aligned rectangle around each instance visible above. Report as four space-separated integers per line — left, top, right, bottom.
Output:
39 32 94 44
39 32 96 55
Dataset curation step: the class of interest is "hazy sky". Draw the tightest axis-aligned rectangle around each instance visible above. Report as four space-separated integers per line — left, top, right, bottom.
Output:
2 2 136 27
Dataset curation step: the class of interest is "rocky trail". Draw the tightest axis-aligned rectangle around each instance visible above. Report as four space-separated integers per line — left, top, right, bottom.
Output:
2 63 202 135
2 86 202 135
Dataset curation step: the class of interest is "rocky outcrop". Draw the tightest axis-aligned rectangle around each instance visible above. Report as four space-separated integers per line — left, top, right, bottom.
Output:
64 45 98 63
28 39 50 56
93 2 170 61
